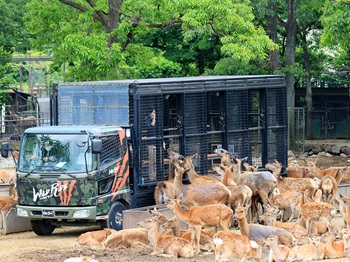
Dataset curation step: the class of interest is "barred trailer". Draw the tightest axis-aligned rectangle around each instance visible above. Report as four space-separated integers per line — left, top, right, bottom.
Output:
3 75 288 235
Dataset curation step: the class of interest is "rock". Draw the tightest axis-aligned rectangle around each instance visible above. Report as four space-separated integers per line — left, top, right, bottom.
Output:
341 146 350 155
340 153 347 158
331 145 342 154
325 152 332 157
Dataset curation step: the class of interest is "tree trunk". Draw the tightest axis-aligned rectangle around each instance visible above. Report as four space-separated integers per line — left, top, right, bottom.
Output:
285 0 297 145
300 33 313 139
266 0 281 73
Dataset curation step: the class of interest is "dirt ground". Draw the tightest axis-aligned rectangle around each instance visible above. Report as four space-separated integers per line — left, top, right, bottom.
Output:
1 153 350 262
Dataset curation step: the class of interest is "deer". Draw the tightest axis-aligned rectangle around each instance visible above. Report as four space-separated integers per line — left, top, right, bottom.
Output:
341 228 350 258
161 215 214 252
213 231 261 262
335 194 350 229
213 164 253 210
74 229 114 248
0 169 14 183
299 189 337 236
167 198 232 254
321 231 344 259
269 187 300 222
173 153 231 208
153 149 178 204
0 184 18 229
265 160 318 203
265 235 290 262
318 168 344 203
308 161 349 182
154 181 175 205
137 216 195 257
215 148 277 222
286 165 313 179
102 227 150 249
233 206 294 247
287 234 325 261
259 207 308 239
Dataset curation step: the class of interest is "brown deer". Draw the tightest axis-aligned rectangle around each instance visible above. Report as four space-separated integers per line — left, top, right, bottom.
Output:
102 228 150 249
0 169 14 183
342 228 350 258
299 189 337 235
233 206 294 247
173 153 231 208
0 184 18 229
213 165 253 210
167 198 232 254
321 231 344 259
308 161 349 182
265 235 290 262
269 187 300 222
215 148 277 221
265 160 318 202
75 229 114 248
287 234 325 261
335 194 350 229
318 168 344 203
259 207 307 239
137 216 194 257
161 215 214 252
213 231 261 262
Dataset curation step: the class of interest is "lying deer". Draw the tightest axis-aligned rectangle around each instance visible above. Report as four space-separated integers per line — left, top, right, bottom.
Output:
75 229 114 248
137 216 194 257
265 235 290 262
259 207 307 239
213 231 261 262
322 231 344 259
102 228 150 249
167 198 232 254
233 206 294 247
287 234 325 261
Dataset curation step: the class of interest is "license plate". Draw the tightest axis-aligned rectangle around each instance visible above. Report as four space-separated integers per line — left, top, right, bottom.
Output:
42 209 55 218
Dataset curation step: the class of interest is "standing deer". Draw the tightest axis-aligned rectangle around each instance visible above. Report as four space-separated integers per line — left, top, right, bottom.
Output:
167 198 232 254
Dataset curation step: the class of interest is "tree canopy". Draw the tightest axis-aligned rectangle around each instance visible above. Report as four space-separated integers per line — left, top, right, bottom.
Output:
24 0 276 81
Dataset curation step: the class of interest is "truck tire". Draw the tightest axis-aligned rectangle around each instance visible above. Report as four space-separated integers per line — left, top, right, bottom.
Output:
31 220 56 235
107 201 125 231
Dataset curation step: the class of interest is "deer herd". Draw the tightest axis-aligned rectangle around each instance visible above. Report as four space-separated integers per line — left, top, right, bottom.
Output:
2 148 350 262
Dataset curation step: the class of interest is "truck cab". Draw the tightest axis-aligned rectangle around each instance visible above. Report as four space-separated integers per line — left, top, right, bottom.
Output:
15 125 131 235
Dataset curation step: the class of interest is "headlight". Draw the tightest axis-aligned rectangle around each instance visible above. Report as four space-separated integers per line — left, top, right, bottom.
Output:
73 209 90 218
17 208 29 217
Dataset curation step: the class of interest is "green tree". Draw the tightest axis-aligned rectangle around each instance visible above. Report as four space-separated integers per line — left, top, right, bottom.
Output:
25 0 276 81
0 0 31 104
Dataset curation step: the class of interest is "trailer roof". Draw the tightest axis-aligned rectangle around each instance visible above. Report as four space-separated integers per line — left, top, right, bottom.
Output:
59 75 284 86
24 125 122 135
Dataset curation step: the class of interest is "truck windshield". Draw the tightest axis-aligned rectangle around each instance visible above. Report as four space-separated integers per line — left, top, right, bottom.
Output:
18 133 94 173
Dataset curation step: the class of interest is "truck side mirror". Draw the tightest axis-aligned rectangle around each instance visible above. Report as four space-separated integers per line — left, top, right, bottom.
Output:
91 139 102 154
1 142 9 158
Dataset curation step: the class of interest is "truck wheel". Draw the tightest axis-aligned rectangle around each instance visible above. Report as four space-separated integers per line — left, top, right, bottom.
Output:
108 201 125 231
31 220 56 235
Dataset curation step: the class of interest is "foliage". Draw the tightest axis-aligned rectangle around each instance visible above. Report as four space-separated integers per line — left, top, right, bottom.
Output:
321 0 350 50
24 0 276 81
